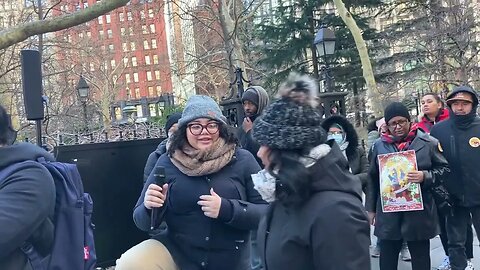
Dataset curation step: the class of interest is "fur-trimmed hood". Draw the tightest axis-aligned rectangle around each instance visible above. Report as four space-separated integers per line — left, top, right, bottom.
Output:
321 115 359 157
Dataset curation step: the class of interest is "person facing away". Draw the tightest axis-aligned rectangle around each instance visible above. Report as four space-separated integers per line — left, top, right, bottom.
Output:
430 86 480 270
366 102 449 270
238 86 269 168
251 73 371 270
116 95 268 270
0 105 56 270
321 115 369 191
418 92 450 133
143 112 182 183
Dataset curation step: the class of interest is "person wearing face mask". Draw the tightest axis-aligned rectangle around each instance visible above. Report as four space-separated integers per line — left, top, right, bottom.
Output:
251 73 370 270
430 86 480 270
143 112 182 183
116 96 268 270
366 102 449 270
321 115 369 191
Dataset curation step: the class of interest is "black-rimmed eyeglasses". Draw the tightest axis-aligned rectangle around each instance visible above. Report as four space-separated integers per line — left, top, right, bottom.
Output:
187 122 219 135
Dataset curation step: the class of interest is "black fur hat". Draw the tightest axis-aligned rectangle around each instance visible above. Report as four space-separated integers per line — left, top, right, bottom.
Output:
252 73 327 150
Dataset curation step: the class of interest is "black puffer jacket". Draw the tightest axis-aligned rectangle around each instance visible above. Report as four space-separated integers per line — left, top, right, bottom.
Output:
321 115 369 189
134 148 268 270
366 131 448 240
0 143 56 270
257 142 371 270
143 138 168 183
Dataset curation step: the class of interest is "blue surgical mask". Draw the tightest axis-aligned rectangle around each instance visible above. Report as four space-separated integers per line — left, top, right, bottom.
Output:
328 134 344 145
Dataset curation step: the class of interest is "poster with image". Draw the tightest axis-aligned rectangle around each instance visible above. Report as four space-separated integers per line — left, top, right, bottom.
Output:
378 150 423 213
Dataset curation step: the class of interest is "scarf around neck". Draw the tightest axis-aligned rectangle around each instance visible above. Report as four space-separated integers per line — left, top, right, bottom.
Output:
170 138 236 177
381 123 419 151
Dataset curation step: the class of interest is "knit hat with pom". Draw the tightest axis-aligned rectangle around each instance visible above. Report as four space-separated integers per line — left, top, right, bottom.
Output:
252 73 327 150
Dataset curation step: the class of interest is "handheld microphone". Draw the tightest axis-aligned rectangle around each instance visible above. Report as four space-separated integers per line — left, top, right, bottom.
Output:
150 166 166 230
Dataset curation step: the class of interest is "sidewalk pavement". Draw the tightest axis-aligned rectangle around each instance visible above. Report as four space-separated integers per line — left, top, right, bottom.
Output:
370 228 480 270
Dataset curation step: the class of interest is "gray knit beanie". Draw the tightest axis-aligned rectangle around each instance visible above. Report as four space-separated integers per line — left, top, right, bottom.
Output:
252 73 327 150
178 95 227 127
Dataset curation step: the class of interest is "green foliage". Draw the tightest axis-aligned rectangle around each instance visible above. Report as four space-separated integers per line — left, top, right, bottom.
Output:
150 105 184 128
252 0 384 95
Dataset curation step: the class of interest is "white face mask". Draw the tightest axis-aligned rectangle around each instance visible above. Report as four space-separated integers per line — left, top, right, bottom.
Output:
251 169 276 203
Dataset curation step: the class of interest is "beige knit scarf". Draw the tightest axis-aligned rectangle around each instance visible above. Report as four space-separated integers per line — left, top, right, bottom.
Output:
170 138 236 176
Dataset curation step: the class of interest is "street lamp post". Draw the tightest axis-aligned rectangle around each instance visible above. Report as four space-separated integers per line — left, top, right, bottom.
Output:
314 25 336 93
76 76 90 132
313 25 347 117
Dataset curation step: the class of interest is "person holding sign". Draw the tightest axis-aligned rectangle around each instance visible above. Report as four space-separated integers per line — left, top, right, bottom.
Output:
366 102 449 270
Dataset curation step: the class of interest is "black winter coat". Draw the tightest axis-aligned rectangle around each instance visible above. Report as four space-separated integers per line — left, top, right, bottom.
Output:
366 130 448 240
133 148 268 270
237 128 263 168
0 143 56 270
321 115 370 189
430 116 480 207
143 138 168 183
257 142 371 270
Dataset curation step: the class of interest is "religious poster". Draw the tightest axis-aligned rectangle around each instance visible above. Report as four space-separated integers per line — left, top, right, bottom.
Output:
378 150 423 213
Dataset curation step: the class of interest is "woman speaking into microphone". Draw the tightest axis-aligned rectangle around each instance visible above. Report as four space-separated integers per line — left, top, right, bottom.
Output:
116 95 268 270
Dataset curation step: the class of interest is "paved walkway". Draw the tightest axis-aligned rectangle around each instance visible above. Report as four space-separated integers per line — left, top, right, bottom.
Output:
370 228 480 269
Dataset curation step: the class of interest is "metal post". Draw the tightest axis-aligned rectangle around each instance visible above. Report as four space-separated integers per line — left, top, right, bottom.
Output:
235 68 245 98
82 101 88 132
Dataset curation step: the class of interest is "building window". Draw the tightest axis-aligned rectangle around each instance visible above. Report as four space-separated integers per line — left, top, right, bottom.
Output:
153 55 158 64
83 1 88 8
86 31 91 37
129 27 133 36
107 29 113 38
150 24 155 33
98 16 103 24
151 39 157 49
119 12 124 22
145 55 151 65
143 40 149 50
135 88 141 99
133 73 139 82
120 27 126 36
155 70 160 80
142 25 148 34
148 86 154 97
148 9 154 18
79 32 84 38
132 57 137 67
127 11 132 21
125 74 131 83
106 14 111 23
122 42 128 52
99 30 104 38
140 10 145 20
110 60 116 68
136 104 143 117
130 41 136 50
108 44 114 51
156 86 162 96
90 63 95 71
149 104 157 116
123 57 129 66
115 107 122 120
146 71 153 81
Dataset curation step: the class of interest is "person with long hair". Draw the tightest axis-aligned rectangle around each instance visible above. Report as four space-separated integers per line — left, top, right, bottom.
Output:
116 95 268 270
366 102 449 270
418 92 449 133
251 73 371 270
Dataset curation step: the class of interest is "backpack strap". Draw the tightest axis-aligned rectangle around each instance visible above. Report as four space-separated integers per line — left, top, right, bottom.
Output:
21 243 46 270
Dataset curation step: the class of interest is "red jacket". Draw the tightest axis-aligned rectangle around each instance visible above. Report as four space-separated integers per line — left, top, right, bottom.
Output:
417 108 450 133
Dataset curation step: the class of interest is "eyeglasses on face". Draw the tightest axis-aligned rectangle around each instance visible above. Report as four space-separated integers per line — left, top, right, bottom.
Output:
387 119 409 130
187 122 219 135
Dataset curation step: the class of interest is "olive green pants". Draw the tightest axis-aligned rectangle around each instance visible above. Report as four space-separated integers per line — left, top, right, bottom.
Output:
116 239 179 270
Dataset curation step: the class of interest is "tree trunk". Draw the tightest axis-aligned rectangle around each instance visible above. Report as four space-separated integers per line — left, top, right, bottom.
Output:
333 0 381 114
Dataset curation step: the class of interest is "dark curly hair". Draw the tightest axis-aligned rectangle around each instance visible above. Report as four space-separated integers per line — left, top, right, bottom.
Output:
167 121 238 155
267 148 313 207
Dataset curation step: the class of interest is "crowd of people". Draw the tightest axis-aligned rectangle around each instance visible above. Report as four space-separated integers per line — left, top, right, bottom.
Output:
1 72 480 270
